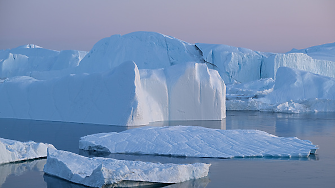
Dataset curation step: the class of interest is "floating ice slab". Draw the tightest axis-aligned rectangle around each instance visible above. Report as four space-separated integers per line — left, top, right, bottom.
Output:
0 137 55 164
79 126 318 158
43 148 210 187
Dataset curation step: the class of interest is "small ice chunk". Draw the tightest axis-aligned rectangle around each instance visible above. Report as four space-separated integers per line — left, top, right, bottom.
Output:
43 148 211 187
0 137 55 164
80 126 318 158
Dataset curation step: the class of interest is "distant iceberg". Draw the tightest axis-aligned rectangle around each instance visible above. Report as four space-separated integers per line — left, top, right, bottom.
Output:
227 67 335 113
43 148 211 187
0 137 55 164
79 126 318 158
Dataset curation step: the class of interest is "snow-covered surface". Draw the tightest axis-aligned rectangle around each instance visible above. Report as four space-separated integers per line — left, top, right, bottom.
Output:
43 148 210 187
0 138 55 164
0 61 225 126
227 67 335 113
78 31 203 73
79 126 318 158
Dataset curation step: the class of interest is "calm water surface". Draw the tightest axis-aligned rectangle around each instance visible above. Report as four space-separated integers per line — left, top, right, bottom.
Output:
0 111 334 188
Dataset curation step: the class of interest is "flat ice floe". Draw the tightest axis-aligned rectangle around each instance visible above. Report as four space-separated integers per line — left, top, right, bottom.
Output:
80 126 318 158
43 148 210 187
0 137 55 164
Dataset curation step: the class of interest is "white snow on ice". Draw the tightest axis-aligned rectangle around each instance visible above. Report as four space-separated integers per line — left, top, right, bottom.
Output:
0 137 55 164
43 148 210 187
79 126 318 158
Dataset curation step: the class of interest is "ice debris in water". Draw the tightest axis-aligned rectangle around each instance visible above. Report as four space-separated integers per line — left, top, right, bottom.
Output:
0 137 55 164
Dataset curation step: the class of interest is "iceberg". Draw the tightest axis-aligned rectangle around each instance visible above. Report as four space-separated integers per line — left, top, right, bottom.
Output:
0 137 55 164
0 44 87 79
0 61 225 126
261 53 335 80
227 67 335 113
196 43 266 84
1 31 334 117
43 148 211 187
79 126 318 158
288 42 335 62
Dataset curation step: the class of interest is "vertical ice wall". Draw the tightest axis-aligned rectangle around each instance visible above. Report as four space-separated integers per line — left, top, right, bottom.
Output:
0 61 226 126
261 53 335 79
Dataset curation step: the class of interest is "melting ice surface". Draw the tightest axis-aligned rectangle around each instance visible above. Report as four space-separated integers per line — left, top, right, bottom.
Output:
80 126 318 158
43 148 210 187
0 137 55 165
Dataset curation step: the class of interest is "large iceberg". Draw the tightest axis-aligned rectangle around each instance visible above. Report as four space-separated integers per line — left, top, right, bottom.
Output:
43 148 210 187
79 126 318 158
196 42 335 84
0 137 55 164
1 31 335 117
0 61 226 126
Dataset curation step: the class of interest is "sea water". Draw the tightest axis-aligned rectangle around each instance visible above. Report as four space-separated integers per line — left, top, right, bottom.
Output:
0 111 334 188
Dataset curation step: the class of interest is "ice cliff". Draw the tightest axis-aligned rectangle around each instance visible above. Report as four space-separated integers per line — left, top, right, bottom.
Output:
0 61 226 126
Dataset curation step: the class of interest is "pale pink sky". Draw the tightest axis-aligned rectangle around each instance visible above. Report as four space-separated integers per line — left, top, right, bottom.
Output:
0 0 334 53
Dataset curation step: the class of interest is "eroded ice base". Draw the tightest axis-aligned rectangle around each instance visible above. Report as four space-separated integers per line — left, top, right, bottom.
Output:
43 148 210 188
80 126 318 158
0 137 55 165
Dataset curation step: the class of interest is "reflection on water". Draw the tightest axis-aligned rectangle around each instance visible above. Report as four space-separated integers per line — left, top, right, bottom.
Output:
44 174 209 188
148 119 226 130
0 159 46 187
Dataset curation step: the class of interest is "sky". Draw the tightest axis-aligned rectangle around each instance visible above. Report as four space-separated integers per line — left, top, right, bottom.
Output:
0 0 334 53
